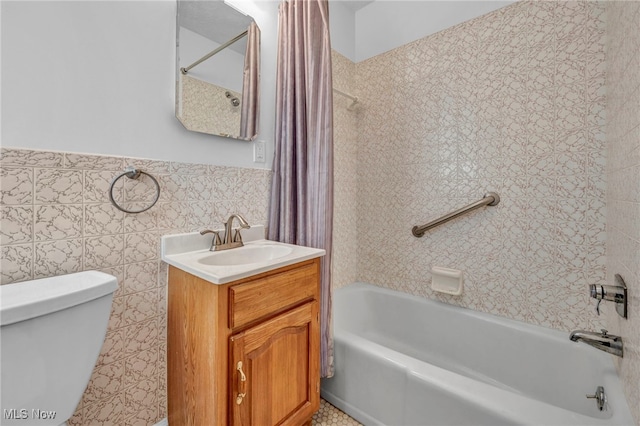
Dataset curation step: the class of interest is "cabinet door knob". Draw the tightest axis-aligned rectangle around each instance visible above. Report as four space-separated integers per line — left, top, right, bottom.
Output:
236 361 247 405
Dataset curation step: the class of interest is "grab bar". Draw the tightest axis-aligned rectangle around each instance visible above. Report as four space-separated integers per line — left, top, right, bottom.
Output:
412 192 500 237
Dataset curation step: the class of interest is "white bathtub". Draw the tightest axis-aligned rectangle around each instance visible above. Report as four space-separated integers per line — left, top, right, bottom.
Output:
321 283 634 426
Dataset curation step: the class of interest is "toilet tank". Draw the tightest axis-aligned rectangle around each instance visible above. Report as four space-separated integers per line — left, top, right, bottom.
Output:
0 271 118 426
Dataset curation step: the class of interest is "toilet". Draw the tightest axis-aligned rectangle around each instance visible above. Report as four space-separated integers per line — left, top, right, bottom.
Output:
0 271 118 426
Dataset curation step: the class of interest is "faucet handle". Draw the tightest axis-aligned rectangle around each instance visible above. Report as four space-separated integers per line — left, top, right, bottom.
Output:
200 229 222 251
233 228 244 244
589 275 628 319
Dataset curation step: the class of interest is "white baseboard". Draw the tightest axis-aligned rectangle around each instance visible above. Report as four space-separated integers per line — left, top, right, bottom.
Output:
154 418 168 426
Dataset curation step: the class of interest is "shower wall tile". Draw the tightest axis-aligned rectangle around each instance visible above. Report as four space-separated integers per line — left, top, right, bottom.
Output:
355 1 608 333
605 1 640 424
332 50 358 290
176 75 242 139
0 147 271 425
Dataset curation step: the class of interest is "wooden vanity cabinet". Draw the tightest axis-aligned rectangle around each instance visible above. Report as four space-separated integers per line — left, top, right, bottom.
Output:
167 258 321 426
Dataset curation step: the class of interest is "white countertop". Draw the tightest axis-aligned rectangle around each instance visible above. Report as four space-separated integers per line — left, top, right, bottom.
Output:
161 225 326 284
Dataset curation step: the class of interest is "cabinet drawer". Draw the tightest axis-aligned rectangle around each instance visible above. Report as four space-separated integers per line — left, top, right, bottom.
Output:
229 261 318 329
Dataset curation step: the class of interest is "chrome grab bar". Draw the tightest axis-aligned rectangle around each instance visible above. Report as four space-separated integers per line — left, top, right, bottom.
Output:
412 192 500 237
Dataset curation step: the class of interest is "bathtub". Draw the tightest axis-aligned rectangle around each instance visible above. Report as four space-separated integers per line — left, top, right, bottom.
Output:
321 283 634 426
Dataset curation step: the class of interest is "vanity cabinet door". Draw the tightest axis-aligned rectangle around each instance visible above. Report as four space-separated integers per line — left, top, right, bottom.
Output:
230 301 320 426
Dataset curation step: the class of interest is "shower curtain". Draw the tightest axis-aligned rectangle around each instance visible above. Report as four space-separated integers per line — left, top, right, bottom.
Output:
240 21 260 140
268 0 334 377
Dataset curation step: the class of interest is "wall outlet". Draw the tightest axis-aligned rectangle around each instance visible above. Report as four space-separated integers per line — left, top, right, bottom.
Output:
253 140 266 163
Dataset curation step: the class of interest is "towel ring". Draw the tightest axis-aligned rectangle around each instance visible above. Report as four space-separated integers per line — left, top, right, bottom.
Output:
109 167 160 214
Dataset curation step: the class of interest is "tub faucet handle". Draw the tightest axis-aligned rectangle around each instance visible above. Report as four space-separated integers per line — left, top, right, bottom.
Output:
589 274 628 319
595 298 602 316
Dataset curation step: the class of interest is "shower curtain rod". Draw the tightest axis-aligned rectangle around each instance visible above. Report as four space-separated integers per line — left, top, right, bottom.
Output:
333 88 359 110
181 30 248 75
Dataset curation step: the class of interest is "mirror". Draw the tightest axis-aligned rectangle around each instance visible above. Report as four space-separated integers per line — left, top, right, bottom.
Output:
176 0 260 141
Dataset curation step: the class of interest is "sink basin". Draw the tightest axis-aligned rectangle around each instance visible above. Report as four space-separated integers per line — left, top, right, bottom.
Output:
160 226 325 284
198 244 293 266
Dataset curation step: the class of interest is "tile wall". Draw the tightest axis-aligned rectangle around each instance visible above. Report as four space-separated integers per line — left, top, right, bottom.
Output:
0 147 271 425
605 2 640 423
354 1 608 332
331 50 358 290
177 75 242 137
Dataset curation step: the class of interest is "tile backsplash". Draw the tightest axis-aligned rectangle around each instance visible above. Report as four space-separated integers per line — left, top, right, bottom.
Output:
0 147 271 425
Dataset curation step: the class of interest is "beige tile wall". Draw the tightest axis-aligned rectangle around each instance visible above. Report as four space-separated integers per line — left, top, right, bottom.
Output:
332 50 358 290
354 1 608 332
605 2 640 424
177 75 242 137
0 147 271 425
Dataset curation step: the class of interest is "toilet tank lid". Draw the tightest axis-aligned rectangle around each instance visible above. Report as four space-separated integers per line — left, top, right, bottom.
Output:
0 271 118 326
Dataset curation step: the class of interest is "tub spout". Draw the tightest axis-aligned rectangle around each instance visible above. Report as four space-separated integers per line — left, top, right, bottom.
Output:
569 329 623 357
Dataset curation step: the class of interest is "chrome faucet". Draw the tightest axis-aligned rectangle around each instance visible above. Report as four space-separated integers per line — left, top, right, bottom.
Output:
569 329 623 358
200 214 251 251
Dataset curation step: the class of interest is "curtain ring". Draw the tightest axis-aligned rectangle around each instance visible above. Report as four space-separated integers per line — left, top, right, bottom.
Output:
109 167 160 214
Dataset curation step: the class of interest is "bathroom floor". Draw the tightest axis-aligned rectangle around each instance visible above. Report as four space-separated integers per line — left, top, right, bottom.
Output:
312 399 362 425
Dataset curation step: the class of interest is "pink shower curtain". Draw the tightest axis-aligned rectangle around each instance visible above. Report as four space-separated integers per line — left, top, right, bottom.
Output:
268 0 334 377
240 21 260 140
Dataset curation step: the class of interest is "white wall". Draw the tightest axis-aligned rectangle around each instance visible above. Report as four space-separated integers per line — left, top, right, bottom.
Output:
354 1 513 62
1 0 278 169
329 1 356 62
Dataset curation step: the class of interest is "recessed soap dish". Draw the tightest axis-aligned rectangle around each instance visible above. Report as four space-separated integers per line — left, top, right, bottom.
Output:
431 266 463 296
